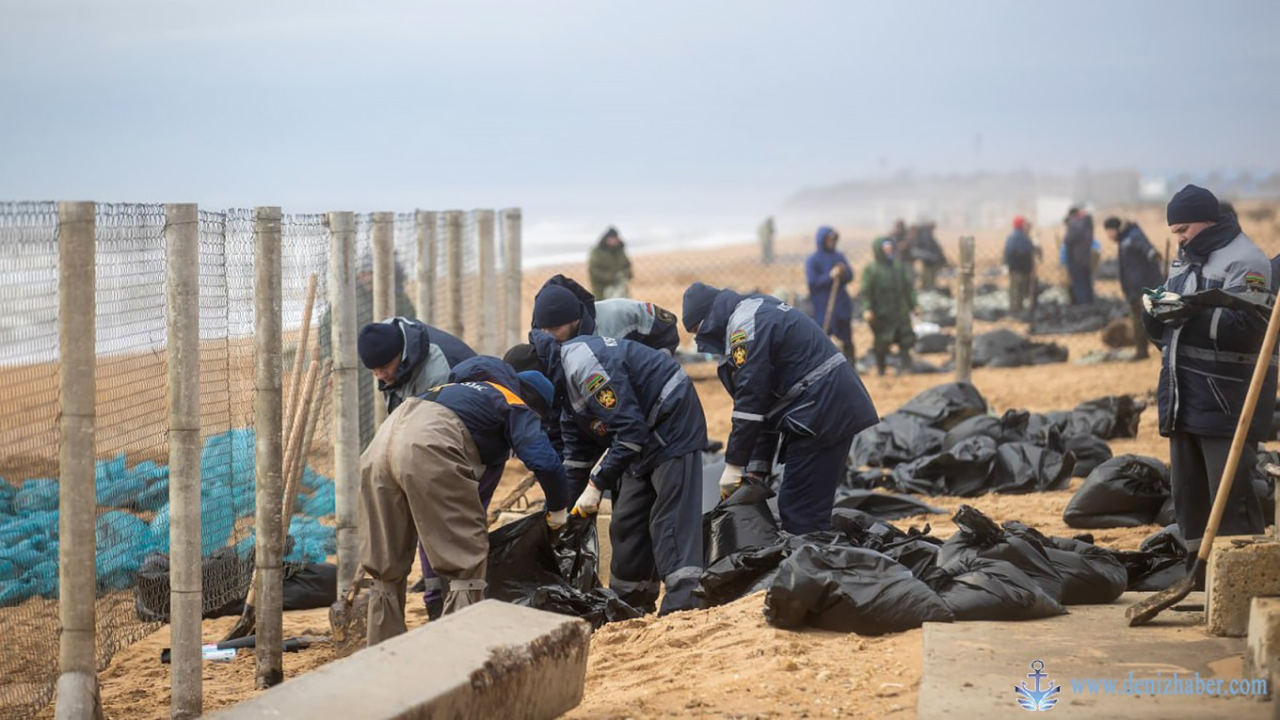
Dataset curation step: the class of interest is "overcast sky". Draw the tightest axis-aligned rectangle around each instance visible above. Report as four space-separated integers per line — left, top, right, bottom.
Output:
1 0 1277 229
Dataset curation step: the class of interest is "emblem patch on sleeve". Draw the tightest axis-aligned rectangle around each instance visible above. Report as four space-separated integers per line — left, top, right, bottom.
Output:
729 329 748 346
583 373 607 394
1244 270 1267 290
731 345 748 367
656 306 677 324
589 418 608 436
594 386 618 409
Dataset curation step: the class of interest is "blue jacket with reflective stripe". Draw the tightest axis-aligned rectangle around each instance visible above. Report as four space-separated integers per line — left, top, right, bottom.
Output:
690 287 878 469
531 332 706 492
378 317 476 413
1142 218 1276 442
414 356 568 511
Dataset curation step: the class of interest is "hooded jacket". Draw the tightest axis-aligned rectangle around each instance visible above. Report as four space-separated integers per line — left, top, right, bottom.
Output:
1116 223 1164 302
805 226 853 327
861 238 916 324
411 355 568 511
1064 214 1096 272
686 285 878 471
531 332 706 493
377 318 476 413
588 229 633 297
1142 217 1276 442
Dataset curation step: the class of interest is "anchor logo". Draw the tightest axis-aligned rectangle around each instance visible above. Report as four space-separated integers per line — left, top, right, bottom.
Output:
1014 660 1060 712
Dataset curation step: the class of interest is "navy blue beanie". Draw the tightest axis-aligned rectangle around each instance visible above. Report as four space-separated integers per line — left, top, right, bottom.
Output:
533 285 582 328
1167 184 1220 225
358 322 404 369
682 282 721 332
517 370 555 411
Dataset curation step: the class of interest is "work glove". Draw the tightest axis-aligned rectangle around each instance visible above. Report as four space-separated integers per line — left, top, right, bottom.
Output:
719 464 744 500
545 508 567 530
571 482 602 517
1142 289 1182 316
863 310 875 323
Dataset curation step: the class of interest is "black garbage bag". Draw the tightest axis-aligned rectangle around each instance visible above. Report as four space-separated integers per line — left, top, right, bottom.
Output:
916 332 955 354
849 413 946 469
704 481 782 566
830 508 906 546
764 544 954 634
896 382 989 431
991 442 1076 495
1155 496 1176 527
1064 434 1113 477
485 513 563 603
135 548 252 622
893 436 998 497
1062 455 1169 529
880 535 944 582
1002 523 1127 605
942 410 1032 449
1069 395 1145 440
832 488 945 520
973 329 1069 368
695 532 846 609
930 556 1066 621
1029 296 1131 335
1116 525 1188 592
1253 453 1276 526
1095 257 1120 280
844 468 893 491
554 514 601 593
529 585 643 629
937 505 1065 602
1025 412 1069 447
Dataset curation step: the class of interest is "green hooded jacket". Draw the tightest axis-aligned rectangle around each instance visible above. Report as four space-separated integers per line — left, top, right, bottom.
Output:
860 236 916 336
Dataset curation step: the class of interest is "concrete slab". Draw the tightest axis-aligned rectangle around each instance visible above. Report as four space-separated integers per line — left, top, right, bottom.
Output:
1207 536 1280 637
1247 597 1280 683
210 600 591 720
919 592 1271 719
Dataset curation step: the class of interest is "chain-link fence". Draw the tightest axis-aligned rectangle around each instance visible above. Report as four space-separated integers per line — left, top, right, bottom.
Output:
519 202 1280 375
0 204 517 719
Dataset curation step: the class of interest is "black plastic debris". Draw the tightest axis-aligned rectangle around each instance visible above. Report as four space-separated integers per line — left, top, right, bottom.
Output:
942 410 1032 449
134 551 334 623
916 332 955 354
1116 524 1188 592
1002 522 1127 605
991 443 1076 495
895 382 989 431
973 329 1069 368
937 506 1065 602
1155 496 1176 527
1068 395 1145 440
849 414 946 469
832 488 945 520
930 556 1066 621
704 482 782 567
1063 434 1113 478
1029 296 1131 335
1062 455 1170 529
892 436 999 497
764 544 954 634
694 532 845 609
484 512 641 629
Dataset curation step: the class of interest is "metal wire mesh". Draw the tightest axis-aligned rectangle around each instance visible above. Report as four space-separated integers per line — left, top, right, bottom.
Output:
0 203 514 718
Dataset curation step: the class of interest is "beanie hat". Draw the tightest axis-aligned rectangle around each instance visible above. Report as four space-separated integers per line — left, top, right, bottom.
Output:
502 343 544 374
517 370 555 415
532 285 582 329
1167 184 1220 225
682 282 721 332
1012 215 1027 231
358 322 404 369
1103 216 1122 230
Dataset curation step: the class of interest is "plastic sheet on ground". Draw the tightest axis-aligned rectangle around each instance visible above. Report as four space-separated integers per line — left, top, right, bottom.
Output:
1115 525 1188 592
973 329 1068 368
485 512 641 629
1062 455 1169 529
764 544 954 634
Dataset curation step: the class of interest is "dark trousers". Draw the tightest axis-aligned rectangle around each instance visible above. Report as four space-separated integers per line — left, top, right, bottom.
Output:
777 433 856 535
609 450 705 615
419 463 504 610
1068 264 1095 305
1009 271 1031 313
1169 431 1264 549
1128 298 1151 359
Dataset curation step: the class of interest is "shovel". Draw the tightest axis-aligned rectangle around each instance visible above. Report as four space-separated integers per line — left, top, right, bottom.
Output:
1127 290 1280 626
822 267 842 335
329 568 370 658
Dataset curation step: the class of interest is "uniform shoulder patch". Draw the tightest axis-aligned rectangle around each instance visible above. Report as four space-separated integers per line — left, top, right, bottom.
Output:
594 385 618 410
583 372 607 394
731 344 748 367
729 329 748 347
655 305 677 324
1244 270 1267 290
589 418 608 436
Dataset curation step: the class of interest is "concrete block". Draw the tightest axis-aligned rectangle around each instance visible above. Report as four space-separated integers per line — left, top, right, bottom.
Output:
1247 596 1280 684
1207 536 1280 637
210 600 591 720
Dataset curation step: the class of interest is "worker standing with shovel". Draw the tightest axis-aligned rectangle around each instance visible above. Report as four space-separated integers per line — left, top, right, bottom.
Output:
806 226 856 362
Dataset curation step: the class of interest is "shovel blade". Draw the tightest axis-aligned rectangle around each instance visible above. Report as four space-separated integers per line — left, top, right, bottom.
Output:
1125 566 1198 627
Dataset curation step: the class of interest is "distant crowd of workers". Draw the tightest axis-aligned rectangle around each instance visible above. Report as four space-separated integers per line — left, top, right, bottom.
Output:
353 188 1277 642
